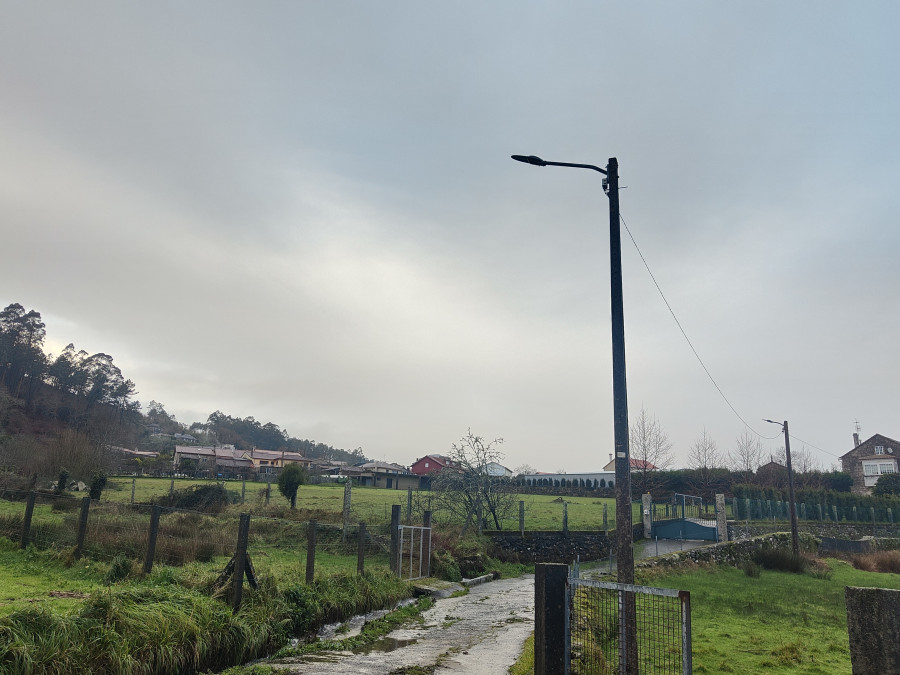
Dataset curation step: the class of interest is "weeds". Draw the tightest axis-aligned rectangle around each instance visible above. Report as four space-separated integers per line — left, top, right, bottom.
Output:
851 549 900 574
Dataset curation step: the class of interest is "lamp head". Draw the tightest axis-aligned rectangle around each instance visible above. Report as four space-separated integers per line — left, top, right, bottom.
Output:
511 154 547 166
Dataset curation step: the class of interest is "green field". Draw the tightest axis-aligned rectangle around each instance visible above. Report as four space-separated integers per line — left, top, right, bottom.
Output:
647 559 900 674
99 477 636 530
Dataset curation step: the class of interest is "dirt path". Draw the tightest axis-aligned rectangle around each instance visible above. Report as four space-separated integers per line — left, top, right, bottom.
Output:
270 574 535 674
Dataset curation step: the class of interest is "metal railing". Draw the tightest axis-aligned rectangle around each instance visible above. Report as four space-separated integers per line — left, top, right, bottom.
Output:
397 524 431 580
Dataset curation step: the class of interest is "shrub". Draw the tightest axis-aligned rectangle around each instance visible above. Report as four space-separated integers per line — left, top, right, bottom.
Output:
752 548 809 574
154 484 237 514
431 550 462 582
741 561 761 578
851 550 900 574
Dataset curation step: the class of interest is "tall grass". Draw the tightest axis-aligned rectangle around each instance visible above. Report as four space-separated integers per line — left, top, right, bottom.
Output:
0 567 412 674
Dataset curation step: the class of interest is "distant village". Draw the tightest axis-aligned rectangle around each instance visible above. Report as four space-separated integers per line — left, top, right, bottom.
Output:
114 429 899 497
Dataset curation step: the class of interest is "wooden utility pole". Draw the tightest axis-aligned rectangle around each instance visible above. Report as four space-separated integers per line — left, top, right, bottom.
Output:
783 421 800 556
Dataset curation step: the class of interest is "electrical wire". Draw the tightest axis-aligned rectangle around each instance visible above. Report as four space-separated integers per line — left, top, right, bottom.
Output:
619 213 782 442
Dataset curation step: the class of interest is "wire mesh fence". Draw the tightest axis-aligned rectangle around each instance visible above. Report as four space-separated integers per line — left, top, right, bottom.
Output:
569 576 691 675
0 489 399 580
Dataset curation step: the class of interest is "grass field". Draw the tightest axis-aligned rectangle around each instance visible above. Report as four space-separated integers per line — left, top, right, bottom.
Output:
99 477 636 529
647 559 900 674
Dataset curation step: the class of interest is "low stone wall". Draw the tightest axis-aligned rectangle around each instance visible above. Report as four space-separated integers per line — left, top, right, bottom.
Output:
635 532 818 571
728 521 900 541
485 523 643 563
846 587 900 674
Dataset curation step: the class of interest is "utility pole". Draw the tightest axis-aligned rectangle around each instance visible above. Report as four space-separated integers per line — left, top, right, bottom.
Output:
765 418 800 556
607 158 634 585
783 421 800 556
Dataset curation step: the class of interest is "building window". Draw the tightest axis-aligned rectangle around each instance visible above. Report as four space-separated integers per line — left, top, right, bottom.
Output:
424 462 429 468
875 446 885 455
879 463 896 474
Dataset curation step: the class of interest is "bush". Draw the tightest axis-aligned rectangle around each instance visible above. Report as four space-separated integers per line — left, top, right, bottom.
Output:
154 484 237 513
741 561 761 578
851 550 900 574
752 548 809 574
431 550 462 582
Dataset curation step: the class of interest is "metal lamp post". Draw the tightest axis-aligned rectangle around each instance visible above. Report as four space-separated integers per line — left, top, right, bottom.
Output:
511 154 634 585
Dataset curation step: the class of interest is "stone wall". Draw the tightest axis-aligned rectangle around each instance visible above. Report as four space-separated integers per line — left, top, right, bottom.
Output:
485 523 643 563
845 587 900 673
728 521 900 541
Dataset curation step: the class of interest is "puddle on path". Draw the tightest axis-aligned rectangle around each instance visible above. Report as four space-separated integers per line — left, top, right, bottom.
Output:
351 637 418 655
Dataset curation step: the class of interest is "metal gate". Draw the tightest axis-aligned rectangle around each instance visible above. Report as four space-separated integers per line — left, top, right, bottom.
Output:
398 525 431 580
569 575 692 674
650 493 718 541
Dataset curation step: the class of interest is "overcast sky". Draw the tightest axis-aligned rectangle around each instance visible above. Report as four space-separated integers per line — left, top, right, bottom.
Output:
2 3 898 472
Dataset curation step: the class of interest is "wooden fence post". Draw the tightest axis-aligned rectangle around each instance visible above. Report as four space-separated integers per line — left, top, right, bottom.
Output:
305 520 317 584
20 491 36 549
131 478 136 505
143 505 162 574
232 513 251 612
169 479 175 497
406 487 413 524
74 497 91 559
342 481 352 544
390 504 401 575
265 475 271 505
357 522 366 575
241 479 246 503
562 502 568 534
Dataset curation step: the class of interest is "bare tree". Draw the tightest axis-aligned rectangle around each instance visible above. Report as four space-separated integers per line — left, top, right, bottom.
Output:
687 427 724 498
629 406 673 496
729 430 765 479
432 429 517 531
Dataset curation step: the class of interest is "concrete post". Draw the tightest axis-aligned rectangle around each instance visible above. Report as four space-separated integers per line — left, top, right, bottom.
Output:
642 493 652 536
423 510 432 578
715 494 727 542
562 502 568 534
889 508 894 525
603 503 608 532
534 563 569 675
833 505 839 523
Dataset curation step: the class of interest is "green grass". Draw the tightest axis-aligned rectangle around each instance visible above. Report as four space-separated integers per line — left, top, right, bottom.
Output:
508 632 534 675
645 559 900 674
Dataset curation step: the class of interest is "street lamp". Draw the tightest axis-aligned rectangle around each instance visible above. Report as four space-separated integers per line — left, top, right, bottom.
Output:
511 154 634 585
764 419 800 555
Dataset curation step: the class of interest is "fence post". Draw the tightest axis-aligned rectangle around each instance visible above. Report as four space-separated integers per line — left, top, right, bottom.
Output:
818 504 823 521
476 501 483 534
680 590 693 675
343 481 352 544
241 479 246 503
20 491 36 549
406 487 413 524
131 478 136 505
423 510 432 578
519 500 525 538
306 520 317 584
74 497 91 559
390 504 401 575
534 563 569 675
562 502 568 535
169 479 174 497
232 513 251 612
889 508 894 525
832 505 839 523
357 522 366 575
265 475 271 505
143 505 162 574
603 503 608 531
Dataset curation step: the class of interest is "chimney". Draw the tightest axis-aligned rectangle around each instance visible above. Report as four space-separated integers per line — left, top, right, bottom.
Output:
609 453 613 463
853 432 860 448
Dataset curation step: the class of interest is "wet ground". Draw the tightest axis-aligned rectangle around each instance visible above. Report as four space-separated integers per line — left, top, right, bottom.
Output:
269 574 535 674
263 539 710 674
